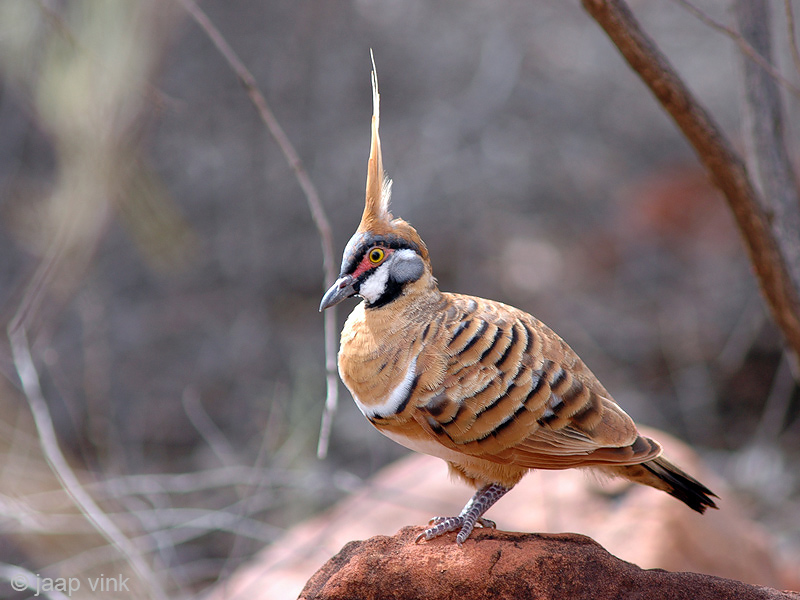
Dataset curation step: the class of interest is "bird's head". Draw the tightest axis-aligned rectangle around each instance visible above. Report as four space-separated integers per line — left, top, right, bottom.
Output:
320 60 434 312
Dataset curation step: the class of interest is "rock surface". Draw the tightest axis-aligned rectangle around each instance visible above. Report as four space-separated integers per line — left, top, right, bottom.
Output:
207 429 799 600
299 527 799 600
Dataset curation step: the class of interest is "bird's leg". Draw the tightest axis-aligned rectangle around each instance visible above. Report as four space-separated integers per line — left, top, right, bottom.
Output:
415 483 509 545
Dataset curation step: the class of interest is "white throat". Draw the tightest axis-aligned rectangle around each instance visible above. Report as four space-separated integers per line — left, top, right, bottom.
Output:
358 262 391 303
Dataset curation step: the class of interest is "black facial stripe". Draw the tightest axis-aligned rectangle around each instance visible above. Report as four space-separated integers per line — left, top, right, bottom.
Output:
341 233 422 276
364 276 404 309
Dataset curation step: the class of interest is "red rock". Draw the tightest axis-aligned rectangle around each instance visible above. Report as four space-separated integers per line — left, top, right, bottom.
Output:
299 527 799 600
207 429 799 599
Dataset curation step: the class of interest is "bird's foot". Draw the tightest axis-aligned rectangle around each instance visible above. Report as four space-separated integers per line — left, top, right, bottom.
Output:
415 516 496 546
414 483 509 545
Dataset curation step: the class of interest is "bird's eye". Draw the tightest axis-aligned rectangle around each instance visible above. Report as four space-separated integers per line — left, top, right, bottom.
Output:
368 247 385 264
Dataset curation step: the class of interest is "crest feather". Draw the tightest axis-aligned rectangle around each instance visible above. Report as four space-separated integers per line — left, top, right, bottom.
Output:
360 51 392 231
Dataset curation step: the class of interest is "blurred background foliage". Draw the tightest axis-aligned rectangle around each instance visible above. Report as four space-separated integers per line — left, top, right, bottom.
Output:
0 0 798 596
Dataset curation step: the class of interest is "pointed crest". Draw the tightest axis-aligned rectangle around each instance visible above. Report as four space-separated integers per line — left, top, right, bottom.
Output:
359 51 393 232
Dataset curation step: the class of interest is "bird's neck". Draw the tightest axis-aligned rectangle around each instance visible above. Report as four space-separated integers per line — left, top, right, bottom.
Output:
359 272 442 336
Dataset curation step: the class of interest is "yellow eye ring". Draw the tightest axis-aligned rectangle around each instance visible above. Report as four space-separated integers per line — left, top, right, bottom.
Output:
368 247 385 264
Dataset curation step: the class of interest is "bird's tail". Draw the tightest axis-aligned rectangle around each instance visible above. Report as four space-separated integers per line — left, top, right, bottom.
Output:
606 455 718 513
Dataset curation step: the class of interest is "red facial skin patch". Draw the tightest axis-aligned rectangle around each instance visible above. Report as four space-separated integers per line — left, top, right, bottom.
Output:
351 247 394 279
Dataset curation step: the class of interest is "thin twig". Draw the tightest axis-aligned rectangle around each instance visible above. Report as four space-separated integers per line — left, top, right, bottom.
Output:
43 503 280 584
753 351 795 441
669 0 800 99
317 309 340 459
174 0 340 459
217 400 279 581
581 0 800 364
786 0 800 77
7 220 164 594
181 387 239 467
98 466 296 497
7 325 168 600
121 507 282 542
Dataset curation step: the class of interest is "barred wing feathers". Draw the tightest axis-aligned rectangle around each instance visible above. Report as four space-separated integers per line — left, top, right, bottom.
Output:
413 293 662 469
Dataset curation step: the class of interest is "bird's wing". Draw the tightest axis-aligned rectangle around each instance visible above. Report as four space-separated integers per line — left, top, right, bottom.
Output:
412 294 661 469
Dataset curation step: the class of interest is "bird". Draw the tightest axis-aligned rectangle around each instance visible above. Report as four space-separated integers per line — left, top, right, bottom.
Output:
319 61 717 546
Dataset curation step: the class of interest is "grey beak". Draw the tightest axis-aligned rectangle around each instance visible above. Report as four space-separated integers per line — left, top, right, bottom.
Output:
319 275 357 311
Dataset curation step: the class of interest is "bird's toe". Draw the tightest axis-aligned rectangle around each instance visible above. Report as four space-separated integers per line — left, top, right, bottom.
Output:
415 516 464 543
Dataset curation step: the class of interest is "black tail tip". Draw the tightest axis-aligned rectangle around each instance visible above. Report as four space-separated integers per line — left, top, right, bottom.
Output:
682 486 718 514
644 459 719 513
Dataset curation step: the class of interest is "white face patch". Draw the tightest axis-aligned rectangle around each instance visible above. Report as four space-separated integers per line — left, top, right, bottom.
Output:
358 261 390 304
358 249 421 305
392 248 418 262
349 356 417 419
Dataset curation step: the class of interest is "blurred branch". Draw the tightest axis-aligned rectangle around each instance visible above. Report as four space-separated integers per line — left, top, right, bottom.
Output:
754 351 795 442
669 0 800 99
6 324 168 600
581 0 800 364
733 0 800 295
0 4 192 597
786 0 800 77
35 0 178 113
98 466 300 497
123 505 282 544
36 494 282 587
182 387 239 468
174 0 340 459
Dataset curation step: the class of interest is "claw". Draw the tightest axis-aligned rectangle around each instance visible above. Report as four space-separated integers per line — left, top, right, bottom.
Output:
417 516 462 542
415 483 509 545
416 515 495 545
